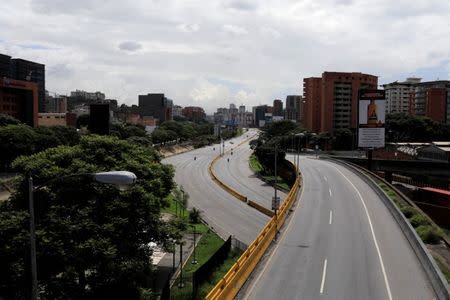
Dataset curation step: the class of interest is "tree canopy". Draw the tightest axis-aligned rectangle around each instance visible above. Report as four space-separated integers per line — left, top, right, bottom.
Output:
0 124 80 170
0 135 175 299
386 113 450 142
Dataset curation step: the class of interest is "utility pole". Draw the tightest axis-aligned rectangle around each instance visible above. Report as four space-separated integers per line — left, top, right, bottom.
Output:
178 243 184 288
192 228 197 264
29 176 38 300
272 145 279 239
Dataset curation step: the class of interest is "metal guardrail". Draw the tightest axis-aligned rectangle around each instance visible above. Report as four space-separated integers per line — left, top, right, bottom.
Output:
326 158 450 300
205 162 301 300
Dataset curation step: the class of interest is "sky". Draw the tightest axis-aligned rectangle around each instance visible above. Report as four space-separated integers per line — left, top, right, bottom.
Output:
1 0 450 114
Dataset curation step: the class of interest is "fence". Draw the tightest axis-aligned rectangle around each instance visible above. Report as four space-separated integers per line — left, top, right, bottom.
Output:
192 236 232 297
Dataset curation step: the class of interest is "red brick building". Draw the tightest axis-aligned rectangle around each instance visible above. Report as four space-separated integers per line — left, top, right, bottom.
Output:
426 88 447 123
411 80 450 124
182 106 206 122
303 72 378 133
0 78 38 126
273 99 283 117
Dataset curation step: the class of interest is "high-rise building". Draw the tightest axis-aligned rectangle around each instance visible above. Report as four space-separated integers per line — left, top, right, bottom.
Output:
0 77 38 126
89 103 110 135
239 105 245 113
273 99 283 116
70 90 105 101
412 80 450 124
253 105 268 127
10 58 45 113
382 78 421 114
303 72 378 132
228 103 238 126
182 106 206 122
285 95 301 121
138 93 173 122
0 54 11 78
0 54 45 113
172 105 183 118
303 77 322 132
45 92 67 113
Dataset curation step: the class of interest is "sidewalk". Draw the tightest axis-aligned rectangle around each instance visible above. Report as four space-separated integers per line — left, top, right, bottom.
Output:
153 232 201 296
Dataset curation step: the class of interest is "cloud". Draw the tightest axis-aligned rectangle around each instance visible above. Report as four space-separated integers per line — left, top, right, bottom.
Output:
224 0 258 11
1 0 450 113
223 24 248 35
118 41 142 52
176 23 200 33
260 27 281 39
189 79 231 109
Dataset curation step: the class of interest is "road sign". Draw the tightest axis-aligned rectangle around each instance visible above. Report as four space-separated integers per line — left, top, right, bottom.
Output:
272 196 280 210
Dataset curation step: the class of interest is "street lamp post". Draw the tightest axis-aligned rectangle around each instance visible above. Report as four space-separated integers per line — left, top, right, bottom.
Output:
28 171 137 300
191 225 198 265
295 133 305 173
178 243 184 288
273 144 279 239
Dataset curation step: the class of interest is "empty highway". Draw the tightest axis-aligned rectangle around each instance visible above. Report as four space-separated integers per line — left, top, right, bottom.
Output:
242 155 436 300
213 137 287 210
162 131 269 245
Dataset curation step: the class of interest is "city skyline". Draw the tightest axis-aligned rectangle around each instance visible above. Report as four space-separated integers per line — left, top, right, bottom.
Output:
1 1 450 113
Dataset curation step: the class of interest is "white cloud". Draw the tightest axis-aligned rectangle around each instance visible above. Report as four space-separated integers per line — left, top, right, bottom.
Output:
223 24 248 35
118 41 142 52
176 23 200 33
189 79 231 110
0 0 450 113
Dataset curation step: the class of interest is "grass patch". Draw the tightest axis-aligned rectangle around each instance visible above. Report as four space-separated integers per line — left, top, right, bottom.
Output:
164 191 240 299
249 154 263 173
443 228 450 239
433 255 450 284
162 194 209 234
171 232 237 299
196 249 242 299
249 154 291 191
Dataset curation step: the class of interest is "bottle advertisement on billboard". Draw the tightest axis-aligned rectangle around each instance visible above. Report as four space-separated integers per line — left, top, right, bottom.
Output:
358 89 386 148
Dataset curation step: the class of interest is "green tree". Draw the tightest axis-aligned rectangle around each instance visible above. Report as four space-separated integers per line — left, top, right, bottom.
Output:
0 124 38 169
386 113 450 142
76 114 90 128
332 129 354 150
0 113 21 126
0 135 174 299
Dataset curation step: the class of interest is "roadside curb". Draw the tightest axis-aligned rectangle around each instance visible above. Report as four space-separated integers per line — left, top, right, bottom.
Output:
325 157 450 299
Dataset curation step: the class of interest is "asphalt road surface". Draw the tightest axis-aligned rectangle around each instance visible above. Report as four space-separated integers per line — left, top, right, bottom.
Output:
213 138 287 210
241 155 436 300
162 130 269 245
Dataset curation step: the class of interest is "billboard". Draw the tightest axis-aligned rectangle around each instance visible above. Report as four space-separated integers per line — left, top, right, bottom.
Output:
357 89 385 148
89 103 110 135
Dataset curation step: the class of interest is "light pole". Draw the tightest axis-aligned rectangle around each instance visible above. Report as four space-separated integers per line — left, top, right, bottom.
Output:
178 242 184 288
28 171 137 300
191 225 198 265
272 144 280 239
295 133 305 172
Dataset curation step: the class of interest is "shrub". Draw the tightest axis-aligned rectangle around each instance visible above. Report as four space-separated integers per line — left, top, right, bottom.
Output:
189 207 201 224
400 206 417 219
416 225 442 244
410 214 430 228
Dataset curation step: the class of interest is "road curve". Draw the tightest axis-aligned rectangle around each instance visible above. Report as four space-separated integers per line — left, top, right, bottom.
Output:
162 132 269 245
241 155 436 300
213 138 287 210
